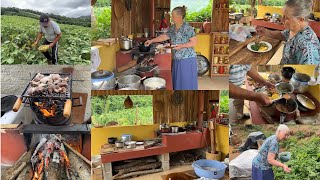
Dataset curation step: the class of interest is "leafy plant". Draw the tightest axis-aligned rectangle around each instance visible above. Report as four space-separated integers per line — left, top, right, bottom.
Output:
274 137 320 179
92 6 111 40
1 15 91 65
219 90 229 114
91 95 154 126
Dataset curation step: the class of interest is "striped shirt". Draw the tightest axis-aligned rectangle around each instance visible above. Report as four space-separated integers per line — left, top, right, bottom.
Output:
229 65 251 86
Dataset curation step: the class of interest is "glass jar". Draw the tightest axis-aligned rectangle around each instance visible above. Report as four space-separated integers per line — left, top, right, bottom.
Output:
220 46 226 54
220 36 225 44
218 57 223 64
215 47 220 54
213 56 219 64
215 36 220 44
213 66 218 74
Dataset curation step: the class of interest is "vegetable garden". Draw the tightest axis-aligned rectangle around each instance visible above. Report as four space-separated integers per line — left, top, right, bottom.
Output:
1 15 91 65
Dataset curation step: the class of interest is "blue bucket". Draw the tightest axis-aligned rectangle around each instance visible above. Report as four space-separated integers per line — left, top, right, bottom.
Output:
192 159 227 179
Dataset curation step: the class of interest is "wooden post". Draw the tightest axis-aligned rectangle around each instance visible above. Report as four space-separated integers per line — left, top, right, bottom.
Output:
103 162 113 180
198 91 205 129
150 0 155 37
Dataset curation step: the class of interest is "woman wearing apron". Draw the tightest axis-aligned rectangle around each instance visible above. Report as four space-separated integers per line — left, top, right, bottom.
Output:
145 6 198 90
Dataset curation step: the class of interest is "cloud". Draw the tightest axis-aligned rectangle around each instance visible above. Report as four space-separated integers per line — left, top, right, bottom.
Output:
1 0 90 18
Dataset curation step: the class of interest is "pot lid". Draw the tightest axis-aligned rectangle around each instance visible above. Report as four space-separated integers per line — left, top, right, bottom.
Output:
296 94 316 110
91 70 113 79
293 73 311 82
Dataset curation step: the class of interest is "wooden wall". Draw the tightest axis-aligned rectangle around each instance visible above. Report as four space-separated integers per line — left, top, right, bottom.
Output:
211 0 229 32
92 90 220 124
111 0 151 38
314 0 320 12
154 0 171 31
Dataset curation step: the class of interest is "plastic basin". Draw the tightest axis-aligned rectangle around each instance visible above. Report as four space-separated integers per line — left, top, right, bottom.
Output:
192 159 227 179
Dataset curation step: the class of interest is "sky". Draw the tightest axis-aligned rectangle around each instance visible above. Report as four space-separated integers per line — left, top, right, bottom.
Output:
1 0 91 18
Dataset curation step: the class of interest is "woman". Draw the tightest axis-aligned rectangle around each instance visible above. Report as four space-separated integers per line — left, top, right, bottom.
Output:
257 0 320 64
252 125 291 180
145 6 198 90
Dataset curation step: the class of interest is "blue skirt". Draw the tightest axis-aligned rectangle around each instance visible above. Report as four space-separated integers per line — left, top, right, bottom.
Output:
172 57 198 90
252 165 274 180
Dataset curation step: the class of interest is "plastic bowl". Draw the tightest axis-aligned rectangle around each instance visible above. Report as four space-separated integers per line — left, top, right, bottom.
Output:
279 152 291 162
192 159 227 179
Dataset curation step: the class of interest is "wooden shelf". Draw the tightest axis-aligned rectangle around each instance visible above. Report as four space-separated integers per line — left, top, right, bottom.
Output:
212 54 229 57
212 64 229 66
211 74 229 77
213 43 229 46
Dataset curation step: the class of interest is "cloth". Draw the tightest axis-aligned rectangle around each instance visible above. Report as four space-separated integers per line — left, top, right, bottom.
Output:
252 135 279 170
91 46 101 72
172 57 198 90
229 149 259 178
229 65 251 86
40 20 61 42
229 98 244 122
252 164 274 180
281 26 320 64
42 39 58 64
166 22 197 60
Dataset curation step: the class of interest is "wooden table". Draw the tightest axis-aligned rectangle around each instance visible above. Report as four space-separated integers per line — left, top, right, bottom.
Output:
230 35 282 65
252 19 320 38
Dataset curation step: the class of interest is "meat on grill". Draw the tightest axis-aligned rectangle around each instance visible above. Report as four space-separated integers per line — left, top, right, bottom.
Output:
28 73 69 95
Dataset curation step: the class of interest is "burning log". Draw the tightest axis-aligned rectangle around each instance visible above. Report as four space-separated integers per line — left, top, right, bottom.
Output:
68 150 91 180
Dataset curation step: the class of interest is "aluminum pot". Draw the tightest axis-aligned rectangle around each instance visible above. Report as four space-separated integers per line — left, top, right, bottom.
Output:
115 141 124 148
143 77 166 90
117 75 142 89
171 126 179 133
127 141 137 149
91 70 115 90
290 73 311 93
275 82 294 94
121 134 132 142
120 37 133 50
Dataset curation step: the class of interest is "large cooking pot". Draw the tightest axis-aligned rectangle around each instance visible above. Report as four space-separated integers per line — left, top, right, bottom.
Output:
274 98 298 124
275 82 294 94
143 77 166 90
120 37 133 50
139 41 151 52
281 67 295 79
91 70 115 90
289 73 311 93
117 75 142 89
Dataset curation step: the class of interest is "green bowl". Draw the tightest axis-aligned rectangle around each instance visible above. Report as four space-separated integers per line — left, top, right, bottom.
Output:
279 152 291 162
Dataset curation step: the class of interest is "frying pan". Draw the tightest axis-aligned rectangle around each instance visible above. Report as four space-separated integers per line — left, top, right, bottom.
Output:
1 95 18 116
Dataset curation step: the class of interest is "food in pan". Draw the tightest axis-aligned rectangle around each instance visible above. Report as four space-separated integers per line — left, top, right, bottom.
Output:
28 73 69 95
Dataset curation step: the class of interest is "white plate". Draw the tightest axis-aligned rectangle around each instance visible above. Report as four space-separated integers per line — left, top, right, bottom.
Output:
247 41 272 53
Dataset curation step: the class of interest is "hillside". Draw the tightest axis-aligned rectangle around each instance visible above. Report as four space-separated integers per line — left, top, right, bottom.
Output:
1 7 90 27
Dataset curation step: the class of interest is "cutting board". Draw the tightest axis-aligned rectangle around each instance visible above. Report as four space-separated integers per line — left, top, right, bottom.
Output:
71 93 88 124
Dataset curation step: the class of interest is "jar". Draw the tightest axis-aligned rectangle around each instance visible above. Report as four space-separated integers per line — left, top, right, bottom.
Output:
223 57 229 64
215 47 220 54
215 36 220 44
213 56 219 64
220 36 225 44
213 66 218 74
225 36 229 43
218 66 225 74
220 46 226 54
224 66 228 73
226 46 229 54
218 57 223 64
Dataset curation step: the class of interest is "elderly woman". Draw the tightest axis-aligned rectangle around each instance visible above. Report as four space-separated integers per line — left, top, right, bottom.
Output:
252 125 291 180
145 6 198 90
257 0 320 64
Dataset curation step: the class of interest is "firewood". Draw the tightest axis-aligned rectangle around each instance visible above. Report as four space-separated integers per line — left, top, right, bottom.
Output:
47 162 65 180
63 141 90 165
113 168 163 179
8 162 27 180
115 162 161 176
16 165 33 180
114 159 157 171
68 150 90 180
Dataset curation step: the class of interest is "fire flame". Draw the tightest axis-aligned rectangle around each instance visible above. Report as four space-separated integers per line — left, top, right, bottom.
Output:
34 102 56 117
60 151 70 168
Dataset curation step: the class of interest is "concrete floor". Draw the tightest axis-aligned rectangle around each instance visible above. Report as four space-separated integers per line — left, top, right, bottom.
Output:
198 76 229 90
131 165 193 180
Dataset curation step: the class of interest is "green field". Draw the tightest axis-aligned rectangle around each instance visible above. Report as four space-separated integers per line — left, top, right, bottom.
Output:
1 15 91 65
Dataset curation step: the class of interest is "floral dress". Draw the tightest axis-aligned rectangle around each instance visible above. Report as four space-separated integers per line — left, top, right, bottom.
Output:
252 135 279 179
281 26 320 64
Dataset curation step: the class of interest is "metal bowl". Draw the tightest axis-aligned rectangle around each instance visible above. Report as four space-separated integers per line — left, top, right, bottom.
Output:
275 82 294 94
117 75 141 89
143 77 166 90
268 73 282 84
290 73 311 93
